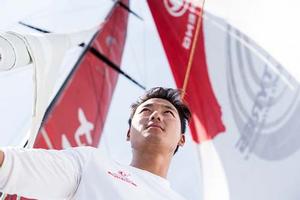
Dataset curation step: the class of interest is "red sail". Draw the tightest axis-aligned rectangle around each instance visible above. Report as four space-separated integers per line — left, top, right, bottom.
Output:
4 1 129 199
33 1 129 149
147 0 225 143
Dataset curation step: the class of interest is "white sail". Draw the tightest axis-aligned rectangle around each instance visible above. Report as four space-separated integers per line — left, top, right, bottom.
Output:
0 0 115 147
202 1 300 199
2 0 299 200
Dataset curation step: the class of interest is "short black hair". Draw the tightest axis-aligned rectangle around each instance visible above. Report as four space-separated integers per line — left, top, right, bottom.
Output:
128 87 191 153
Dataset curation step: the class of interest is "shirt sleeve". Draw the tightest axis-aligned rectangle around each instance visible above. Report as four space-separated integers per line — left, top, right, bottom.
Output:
0 147 93 199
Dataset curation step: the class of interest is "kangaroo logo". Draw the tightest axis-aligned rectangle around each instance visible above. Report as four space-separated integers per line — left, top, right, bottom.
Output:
74 108 94 146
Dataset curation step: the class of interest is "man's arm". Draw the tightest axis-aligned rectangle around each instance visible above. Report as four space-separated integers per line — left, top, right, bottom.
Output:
0 150 4 167
0 148 83 199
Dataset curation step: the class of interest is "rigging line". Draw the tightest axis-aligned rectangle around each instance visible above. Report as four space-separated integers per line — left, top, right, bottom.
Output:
181 0 206 99
18 21 51 33
117 1 143 20
18 22 146 90
182 3 210 197
88 46 146 90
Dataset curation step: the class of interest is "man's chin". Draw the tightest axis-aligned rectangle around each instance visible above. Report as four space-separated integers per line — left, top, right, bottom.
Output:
143 129 164 137
142 129 164 139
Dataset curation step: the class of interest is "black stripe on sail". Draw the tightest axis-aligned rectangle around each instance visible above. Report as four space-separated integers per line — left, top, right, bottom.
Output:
117 1 143 20
18 24 145 90
88 45 146 90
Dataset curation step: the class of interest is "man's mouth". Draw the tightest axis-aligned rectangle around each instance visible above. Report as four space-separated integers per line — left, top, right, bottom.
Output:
146 124 164 131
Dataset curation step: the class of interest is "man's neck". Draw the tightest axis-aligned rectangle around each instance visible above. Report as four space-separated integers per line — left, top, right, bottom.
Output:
130 151 172 178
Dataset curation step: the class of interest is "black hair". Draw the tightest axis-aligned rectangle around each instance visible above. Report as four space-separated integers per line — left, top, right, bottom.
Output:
128 87 191 154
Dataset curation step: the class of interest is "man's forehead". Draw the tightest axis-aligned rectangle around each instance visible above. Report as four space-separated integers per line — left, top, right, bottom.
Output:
138 98 177 111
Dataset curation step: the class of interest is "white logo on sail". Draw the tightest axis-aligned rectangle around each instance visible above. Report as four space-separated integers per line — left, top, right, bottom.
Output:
41 108 95 149
74 108 94 146
164 0 189 17
62 107 94 148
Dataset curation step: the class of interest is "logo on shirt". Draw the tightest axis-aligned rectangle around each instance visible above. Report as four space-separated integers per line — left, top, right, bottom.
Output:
107 170 137 187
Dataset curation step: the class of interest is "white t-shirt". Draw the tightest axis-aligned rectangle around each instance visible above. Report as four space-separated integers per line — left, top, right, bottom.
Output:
0 147 186 200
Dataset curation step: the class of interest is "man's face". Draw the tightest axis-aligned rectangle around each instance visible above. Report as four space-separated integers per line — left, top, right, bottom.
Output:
128 98 185 154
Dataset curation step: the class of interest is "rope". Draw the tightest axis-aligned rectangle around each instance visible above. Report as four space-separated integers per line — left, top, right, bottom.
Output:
181 0 206 99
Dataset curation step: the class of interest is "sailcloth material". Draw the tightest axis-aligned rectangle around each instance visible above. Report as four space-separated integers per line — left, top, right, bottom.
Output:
147 0 225 143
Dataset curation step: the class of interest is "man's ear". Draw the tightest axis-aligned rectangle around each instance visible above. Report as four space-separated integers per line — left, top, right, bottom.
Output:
178 134 185 146
126 129 130 141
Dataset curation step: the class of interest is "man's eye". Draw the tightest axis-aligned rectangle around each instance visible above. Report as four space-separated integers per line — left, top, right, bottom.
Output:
139 108 150 113
165 110 175 117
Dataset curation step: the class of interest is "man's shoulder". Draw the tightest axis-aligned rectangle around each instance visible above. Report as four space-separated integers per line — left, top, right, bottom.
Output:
65 146 101 157
59 146 98 163
71 146 98 152
66 146 109 163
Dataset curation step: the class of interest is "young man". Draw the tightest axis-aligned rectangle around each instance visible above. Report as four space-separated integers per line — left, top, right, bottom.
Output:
0 87 191 199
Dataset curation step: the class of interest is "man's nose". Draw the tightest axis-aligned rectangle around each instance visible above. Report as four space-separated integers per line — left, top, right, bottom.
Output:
149 111 161 121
